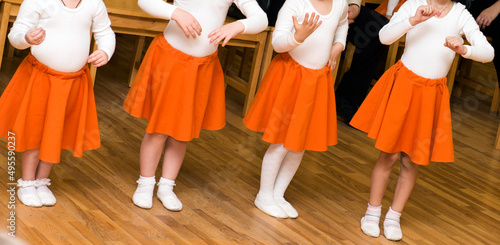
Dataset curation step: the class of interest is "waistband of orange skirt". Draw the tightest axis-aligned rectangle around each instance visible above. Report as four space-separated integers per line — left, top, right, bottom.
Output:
395 60 447 87
278 53 331 74
155 34 219 64
26 53 88 79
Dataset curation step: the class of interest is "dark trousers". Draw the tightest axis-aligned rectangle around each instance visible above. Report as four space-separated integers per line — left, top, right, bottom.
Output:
468 0 499 85
335 7 389 116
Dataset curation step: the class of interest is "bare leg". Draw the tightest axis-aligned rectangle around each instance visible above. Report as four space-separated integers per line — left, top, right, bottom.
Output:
35 161 53 179
133 132 167 209
21 149 41 181
391 153 419 213
156 137 188 211
18 149 42 207
369 151 400 206
361 151 399 237
161 137 188 180
383 153 419 241
140 133 168 177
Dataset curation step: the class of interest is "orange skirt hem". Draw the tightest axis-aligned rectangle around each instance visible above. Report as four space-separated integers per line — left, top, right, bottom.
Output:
124 34 226 142
0 54 100 163
350 60 454 165
244 53 337 152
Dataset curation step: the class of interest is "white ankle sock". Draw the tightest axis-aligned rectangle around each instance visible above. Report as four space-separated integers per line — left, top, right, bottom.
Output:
35 178 56 206
157 177 182 211
384 207 403 241
361 203 382 237
17 179 42 208
274 197 298 218
132 176 156 209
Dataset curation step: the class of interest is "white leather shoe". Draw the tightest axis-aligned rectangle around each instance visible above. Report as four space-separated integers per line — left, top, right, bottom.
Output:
17 179 42 208
275 197 298 218
132 176 156 209
157 178 182 211
361 215 381 238
35 178 56 206
254 194 288 219
383 218 403 241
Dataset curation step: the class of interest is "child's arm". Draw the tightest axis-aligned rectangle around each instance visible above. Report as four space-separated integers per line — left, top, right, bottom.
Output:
447 10 494 63
88 1 116 67
327 2 349 70
379 1 436 45
138 0 201 38
272 0 321 53
208 0 268 47
7 0 43 49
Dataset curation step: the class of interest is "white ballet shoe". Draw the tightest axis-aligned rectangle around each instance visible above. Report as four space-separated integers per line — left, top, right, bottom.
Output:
35 178 56 206
383 218 403 241
361 215 381 238
254 194 288 219
17 179 42 208
275 197 298 218
132 176 156 209
157 178 182 211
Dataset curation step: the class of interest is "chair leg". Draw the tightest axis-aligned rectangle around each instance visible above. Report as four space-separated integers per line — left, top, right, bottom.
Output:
491 84 500 115
129 36 146 87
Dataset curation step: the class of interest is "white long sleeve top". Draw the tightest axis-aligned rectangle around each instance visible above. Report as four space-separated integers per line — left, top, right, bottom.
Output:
138 0 268 57
8 0 116 73
272 0 348 70
379 0 494 79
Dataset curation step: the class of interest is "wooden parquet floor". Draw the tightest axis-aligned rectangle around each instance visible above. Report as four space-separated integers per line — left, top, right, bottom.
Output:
0 34 499 244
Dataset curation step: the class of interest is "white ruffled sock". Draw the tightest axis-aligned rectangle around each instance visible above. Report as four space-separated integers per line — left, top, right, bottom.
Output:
17 179 42 208
383 207 403 241
157 177 182 211
35 178 56 206
132 176 156 209
361 203 382 237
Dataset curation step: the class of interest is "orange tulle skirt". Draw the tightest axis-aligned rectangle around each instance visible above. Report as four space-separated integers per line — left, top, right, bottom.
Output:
123 34 226 141
0 54 100 163
243 53 337 152
350 60 454 165
375 0 406 16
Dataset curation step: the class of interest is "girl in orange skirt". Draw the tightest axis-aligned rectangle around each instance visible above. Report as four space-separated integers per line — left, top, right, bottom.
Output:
244 0 348 218
0 0 115 207
124 0 267 211
351 0 493 241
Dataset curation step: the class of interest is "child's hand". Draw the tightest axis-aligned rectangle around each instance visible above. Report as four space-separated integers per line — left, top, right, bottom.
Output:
409 5 436 26
172 8 202 39
444 36 467 55
327 43 344 70
208 21 244 47
25 28 46 45
293 13 322 43
87 50 109 67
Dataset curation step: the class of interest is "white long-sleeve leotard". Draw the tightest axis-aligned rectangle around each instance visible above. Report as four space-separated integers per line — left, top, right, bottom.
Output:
8 0 116 73
379 0 494 79
271 0 348 70
138 0 268 57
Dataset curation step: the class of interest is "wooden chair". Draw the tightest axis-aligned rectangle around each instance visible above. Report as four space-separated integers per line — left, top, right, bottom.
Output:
454 37 498 114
